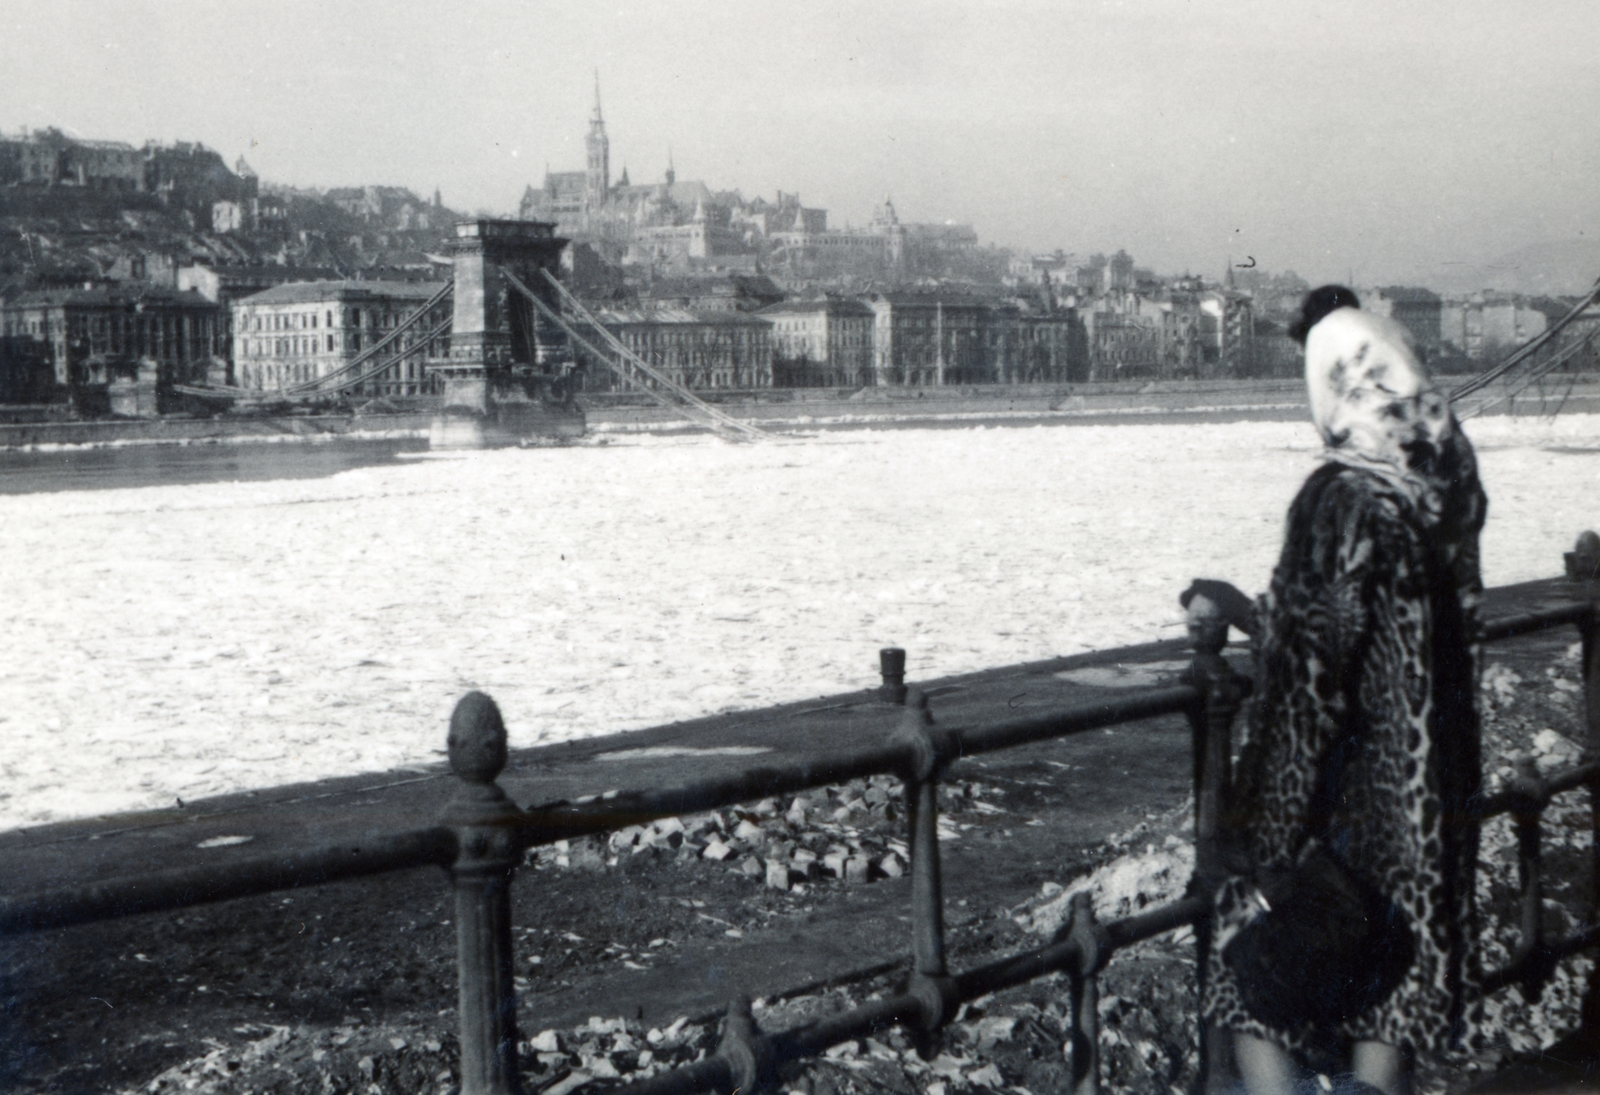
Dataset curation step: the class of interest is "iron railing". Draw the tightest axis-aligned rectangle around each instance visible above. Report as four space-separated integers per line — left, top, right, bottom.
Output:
3 537 1600 1095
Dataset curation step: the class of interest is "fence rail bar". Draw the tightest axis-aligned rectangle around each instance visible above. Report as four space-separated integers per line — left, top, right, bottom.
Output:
1481 922 1600 995
0 688 1203 937
951 685 1202 758
1481 602 1594 643
1477 762 1600 819
0 826 456 935
515 686 1203 852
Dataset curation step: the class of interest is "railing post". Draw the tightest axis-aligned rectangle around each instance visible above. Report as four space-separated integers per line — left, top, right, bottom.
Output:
1508 756 1549 994
1570 531 1600 1046
1182 589 1246 1094
1575 601 1600 929
444 692 525 1095
1061 892 1103 1095
1183 595 1243 878
1582 607 1600 928
893 689 958 1058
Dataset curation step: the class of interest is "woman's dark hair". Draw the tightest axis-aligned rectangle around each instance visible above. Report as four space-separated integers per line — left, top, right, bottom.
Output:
1288 284 1361 346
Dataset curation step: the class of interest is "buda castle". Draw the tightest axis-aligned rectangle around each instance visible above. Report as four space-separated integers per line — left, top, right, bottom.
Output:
517 81 975 275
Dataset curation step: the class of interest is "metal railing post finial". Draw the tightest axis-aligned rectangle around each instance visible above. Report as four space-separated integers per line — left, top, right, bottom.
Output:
880 647 908 705
715 995 768 1095
444 691 525 1095
1563 529 1600 584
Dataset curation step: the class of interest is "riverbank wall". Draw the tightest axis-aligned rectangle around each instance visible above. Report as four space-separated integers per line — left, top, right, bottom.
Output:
4 374 1597 448
0 411 434 449
0 380 1310 449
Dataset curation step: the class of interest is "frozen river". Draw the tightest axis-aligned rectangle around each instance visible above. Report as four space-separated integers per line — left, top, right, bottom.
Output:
3 414 1598 831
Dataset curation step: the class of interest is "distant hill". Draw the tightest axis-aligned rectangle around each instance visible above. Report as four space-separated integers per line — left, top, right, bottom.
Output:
1 175 469 288
1425 238 1600 296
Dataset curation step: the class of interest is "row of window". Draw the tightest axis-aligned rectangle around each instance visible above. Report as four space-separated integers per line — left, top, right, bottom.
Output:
244 307 419 334
238 335 339 357
3 312 212 339
248 310 332 332
237 358 427 389
235 333 447 361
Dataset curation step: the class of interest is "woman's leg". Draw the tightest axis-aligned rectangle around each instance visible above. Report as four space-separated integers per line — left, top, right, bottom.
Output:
1350 1040 1410 1095
1233 1033 1297 1095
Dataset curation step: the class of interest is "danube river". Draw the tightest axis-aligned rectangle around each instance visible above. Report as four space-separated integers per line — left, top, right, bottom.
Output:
0 437 427 495
2 415 1597 830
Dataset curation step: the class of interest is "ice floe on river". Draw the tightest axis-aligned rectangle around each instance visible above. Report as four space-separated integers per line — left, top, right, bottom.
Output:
1 414 1597 829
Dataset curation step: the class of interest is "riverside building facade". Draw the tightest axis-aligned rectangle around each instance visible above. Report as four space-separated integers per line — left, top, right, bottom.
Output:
231 280 450 397
0 284 220 395
583 307 773 392
864 293 1084 387
762 297 876 388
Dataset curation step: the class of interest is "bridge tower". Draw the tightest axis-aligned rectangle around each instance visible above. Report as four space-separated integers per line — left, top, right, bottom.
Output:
429 218 585 448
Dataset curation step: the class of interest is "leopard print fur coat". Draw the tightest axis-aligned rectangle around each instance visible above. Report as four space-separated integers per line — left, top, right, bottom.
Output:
1204 433 1488 1061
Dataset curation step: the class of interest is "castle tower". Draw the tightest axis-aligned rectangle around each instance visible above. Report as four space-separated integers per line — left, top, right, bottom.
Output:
585 72 610 219
873 195 906 269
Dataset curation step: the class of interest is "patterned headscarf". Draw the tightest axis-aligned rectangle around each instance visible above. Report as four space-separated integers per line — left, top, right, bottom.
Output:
1303 306 1455 512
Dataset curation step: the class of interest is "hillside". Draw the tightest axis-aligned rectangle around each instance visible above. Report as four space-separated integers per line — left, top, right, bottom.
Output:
0 182 470 289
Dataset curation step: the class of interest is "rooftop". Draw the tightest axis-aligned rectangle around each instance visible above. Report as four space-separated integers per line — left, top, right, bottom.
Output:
1376 286 1442 303
7 285 211 308
187 265 342 283
236 280 446 306
454 219 558 240
592 307 772 327
757 298 874 317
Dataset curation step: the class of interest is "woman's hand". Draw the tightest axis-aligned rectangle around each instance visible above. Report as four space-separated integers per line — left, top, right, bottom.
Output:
1180 578 1257 637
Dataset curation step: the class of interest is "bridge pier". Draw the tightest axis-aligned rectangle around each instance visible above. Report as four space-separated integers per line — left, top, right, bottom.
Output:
429 219 585 449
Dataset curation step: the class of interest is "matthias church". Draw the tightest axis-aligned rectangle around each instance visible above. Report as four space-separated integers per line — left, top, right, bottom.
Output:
517 80 973 277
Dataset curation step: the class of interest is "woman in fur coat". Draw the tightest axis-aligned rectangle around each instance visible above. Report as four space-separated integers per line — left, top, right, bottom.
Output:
1203 287 1488 1095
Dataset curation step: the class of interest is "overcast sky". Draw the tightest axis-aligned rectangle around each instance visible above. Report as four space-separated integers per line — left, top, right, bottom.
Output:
3 0 1596 285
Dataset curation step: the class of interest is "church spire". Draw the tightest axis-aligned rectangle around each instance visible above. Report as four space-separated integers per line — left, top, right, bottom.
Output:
585 70 610 212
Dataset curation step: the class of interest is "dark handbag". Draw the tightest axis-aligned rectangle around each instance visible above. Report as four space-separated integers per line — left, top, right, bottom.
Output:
1221 841 1415 1028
